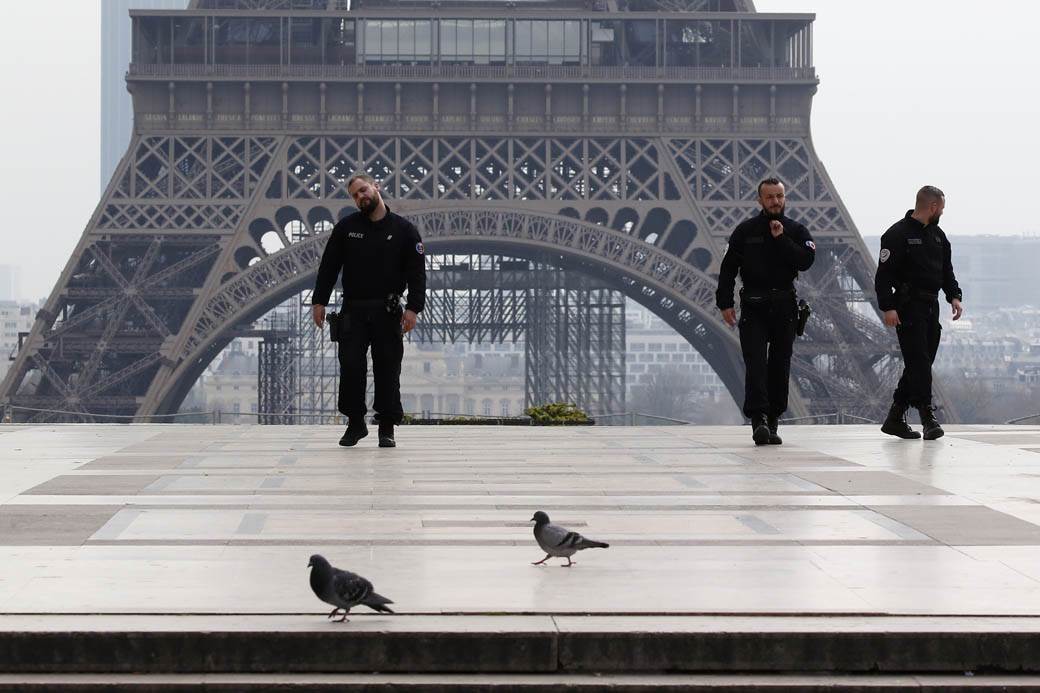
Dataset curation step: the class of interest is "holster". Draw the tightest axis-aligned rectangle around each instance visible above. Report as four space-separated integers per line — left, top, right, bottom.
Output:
385 293 404 317
796 299 811 336
326 311 344 342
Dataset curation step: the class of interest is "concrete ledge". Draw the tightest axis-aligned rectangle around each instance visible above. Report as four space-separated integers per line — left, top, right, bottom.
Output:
2 673 1040 692
0 630 556 675
558 632 1040 674
4 616 1040 675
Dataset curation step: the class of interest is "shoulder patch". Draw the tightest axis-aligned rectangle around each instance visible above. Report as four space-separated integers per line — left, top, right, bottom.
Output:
805 240 816 251
879 248 891 263
415 242 424 255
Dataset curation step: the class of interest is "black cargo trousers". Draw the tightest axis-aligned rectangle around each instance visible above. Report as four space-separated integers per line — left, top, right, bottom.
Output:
892 293 942 408
337 300 405 424
738 289 798 419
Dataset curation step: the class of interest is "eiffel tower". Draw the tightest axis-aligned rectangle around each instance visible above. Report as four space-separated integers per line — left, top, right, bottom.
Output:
0 0 944 423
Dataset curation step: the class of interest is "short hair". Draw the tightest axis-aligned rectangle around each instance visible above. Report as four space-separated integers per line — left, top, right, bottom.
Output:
916 185 945 207
757 177 783 196
346 172 377 190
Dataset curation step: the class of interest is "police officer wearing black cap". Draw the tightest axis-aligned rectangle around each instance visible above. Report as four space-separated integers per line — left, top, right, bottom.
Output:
312 174 427 448
875 186 962 441
716 178 816 445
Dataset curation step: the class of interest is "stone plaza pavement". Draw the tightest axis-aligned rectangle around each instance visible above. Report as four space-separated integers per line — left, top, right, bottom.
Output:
2 423 1040 618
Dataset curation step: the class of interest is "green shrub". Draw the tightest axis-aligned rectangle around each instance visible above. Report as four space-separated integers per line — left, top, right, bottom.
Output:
525 402 592 425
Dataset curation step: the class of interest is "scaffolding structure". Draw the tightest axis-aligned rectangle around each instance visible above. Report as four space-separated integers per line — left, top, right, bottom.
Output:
290 287 343 424
256 255 626 422
525 265 627 416
257 333 294 424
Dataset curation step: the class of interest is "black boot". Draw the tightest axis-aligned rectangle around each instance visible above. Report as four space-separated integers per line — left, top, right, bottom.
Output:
767 416 783 445
751 414 770 446
338 419 369 447
378 421 396 448
880 402 921 440
919 405 944 441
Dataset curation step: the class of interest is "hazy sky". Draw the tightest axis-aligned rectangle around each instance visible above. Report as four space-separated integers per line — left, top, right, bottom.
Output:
0 1 1036 300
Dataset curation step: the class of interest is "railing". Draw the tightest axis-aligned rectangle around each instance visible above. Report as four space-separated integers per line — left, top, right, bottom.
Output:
596 411 880 426
128 63 817 83
594 411 695 426
778 412 878 425
0 406 535 425
1007 413 1040 425
2 407 881 426
2 406 221 424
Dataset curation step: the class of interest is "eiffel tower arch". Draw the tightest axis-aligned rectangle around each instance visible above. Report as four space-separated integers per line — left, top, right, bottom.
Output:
1 0 948 423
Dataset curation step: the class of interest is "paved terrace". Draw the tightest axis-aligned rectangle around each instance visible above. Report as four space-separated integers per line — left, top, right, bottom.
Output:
2 423 1040 617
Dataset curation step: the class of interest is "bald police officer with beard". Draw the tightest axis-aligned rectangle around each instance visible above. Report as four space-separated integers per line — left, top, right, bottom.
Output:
875 186 963 441
312 174 426 449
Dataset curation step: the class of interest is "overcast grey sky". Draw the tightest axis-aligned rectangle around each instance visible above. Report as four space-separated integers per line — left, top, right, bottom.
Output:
0 1 1036 300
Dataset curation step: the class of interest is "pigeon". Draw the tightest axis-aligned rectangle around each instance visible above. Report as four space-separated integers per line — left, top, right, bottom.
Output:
307 554 394 622
529 511 609 567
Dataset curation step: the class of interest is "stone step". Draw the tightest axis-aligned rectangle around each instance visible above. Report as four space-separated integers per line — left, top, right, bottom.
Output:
1 673 1039 692
3 616 1040 676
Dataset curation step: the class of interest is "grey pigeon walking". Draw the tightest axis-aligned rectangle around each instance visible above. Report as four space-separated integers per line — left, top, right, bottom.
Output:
530 511 609 567
307 554 394 622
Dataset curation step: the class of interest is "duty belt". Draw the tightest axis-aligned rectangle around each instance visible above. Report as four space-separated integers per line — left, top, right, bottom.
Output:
343 298 386 307
909 288 939 300
741 287 795 299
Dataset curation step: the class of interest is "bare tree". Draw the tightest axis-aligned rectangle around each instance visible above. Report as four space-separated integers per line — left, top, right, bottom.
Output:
630 366 697 421
942 375 995 424
629 365 744 423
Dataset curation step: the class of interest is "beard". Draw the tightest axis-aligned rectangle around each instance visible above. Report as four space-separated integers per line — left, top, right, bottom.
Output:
764 202 785 221
928 211 942 225
357 196 377 215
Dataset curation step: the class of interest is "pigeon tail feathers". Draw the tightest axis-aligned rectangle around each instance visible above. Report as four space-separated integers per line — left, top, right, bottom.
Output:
363 592 395 613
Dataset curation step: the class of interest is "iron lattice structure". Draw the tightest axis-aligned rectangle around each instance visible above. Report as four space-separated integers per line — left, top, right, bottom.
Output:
0 0 950 422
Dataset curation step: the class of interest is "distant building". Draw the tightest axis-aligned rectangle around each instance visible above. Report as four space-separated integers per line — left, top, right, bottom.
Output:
185 342 259 421
0 301 37 383
402 341 526 418
101 0 186 193
185 336 528 421
623 299 741 423
863 235 1040 310
625 300 727 400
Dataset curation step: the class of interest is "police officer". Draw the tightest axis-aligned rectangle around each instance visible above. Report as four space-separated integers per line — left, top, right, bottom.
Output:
875 186 962 441
312 174 426 448
716 178 816 445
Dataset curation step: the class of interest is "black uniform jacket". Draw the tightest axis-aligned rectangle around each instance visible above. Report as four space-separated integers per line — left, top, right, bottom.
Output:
874 211 961 312
312 205 427 314
715 211 816 310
